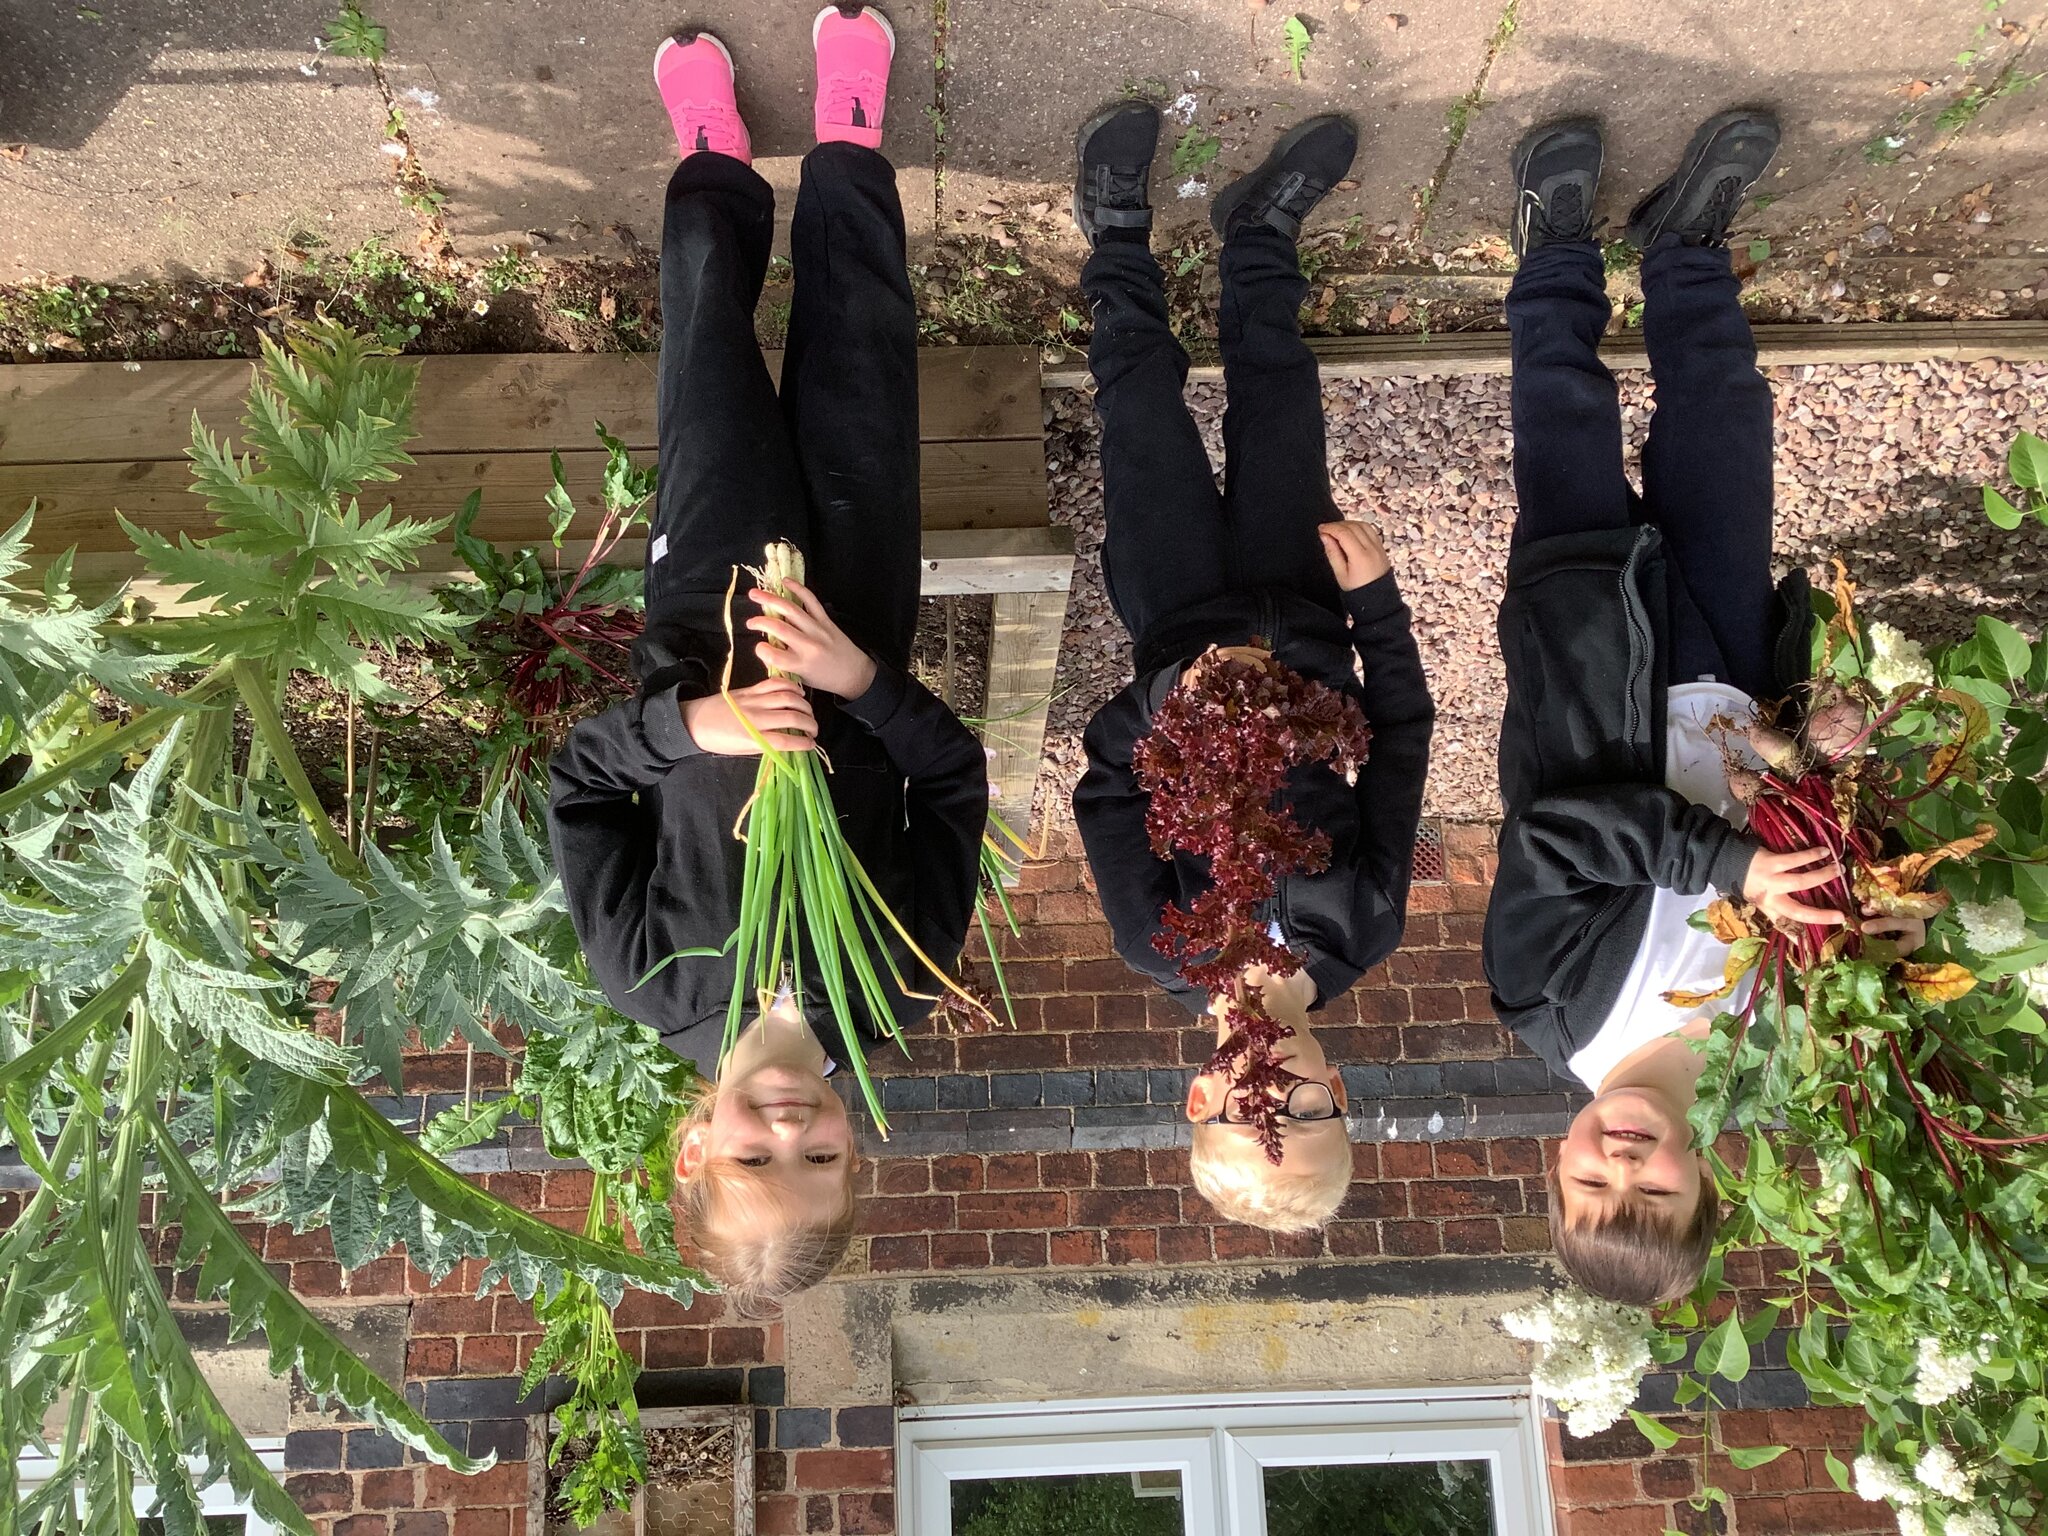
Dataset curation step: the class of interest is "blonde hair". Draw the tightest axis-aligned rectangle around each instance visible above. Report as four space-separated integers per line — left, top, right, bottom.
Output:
1189 1123 1351 1233
670 1088 857 1317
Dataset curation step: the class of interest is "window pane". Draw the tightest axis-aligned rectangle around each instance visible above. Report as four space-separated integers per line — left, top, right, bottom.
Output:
1262 1461 1495 1536
952 1470 1185 1535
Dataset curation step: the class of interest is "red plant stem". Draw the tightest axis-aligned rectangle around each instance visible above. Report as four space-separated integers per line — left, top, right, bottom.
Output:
1887 1034 1971 1193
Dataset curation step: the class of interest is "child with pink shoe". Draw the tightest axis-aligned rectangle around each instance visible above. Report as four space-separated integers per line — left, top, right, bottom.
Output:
548 8 987 1313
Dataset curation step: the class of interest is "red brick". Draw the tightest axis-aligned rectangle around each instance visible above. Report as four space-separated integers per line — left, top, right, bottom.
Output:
1442 1218 1504 1254
451 1512 510 1536
856 1196 956 1236
1337 1181 1409 1219
1638 1458 1696 1500
1502 1216 1550 1253
1353 986 1413 1024
413 1296 498 1336
1406 882 1453 913
644 1329 711 1369
612 1289 699 1329
1490 1138 1545 1176
394 1515 451 1536
1145 1148 1191 1185
839 1491 896 1534
459 1333 518 1377
1096 994 1148 1029
984 1153 1040 1190
335 1517 390 1536
1326 1221 1380 1257
878 1161 931 1195
1412 1179 1524 1217
792 1449 893 1491
266 1225 337 1261
1383 1221 1442 1256
1050 1229 1104 1266
1388 949 1488 985
1101 1227 1154 1263
1074 1188 1179 1227
1017 856 1081 894
494 1296 539 1335
293 1261 344 1297
930 1232 991 1269
1035 891 1105 926
1037 1152 1090 1188
712 1327 765 1365
757 1496 801 1536
426 1462 528 1509
1557 1462 1639 1506
285 1474 352 1516
1765 1407 1867 1448
1784 1491 1891 1534
1380 1141 1433 1179
868 1235 931 1272
1157 1225 1214 1263
991 959 1064 995
1069 1031 1180 1066
1431 1140 1489 1177
931 1155 984 1192
482 1171 543 1209
1554 1508 1668 1536
958 1032 1068 1070
1213 1225 1275 1261
1063 958 1136 991
359 1468 420 1510
1040 994 1098 1030
1272 1229 1324 1259
1401 1021 1507 1059
1092 1149 1147 1186
805 1495 835 1533
407 1336 457 1376
541 1169 595 1210
991 1231 1048 1267
958 1191 1069 1229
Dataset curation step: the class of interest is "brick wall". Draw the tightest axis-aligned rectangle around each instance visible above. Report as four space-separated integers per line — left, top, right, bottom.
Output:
1 823 1891 1536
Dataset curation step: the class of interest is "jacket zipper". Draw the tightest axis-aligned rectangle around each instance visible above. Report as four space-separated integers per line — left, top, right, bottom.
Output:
1618 534 1650 753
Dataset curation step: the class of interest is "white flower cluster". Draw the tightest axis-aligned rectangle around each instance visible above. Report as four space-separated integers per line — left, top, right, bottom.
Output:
1911 1336 1983 1406
1956 896 2031 957
1948 1508 1998 1536
2026 964 2048 1009
1866 620 1936 693
1916 1443 1973 1502
1500 1289 1654 1438
1855 1453 1922 1506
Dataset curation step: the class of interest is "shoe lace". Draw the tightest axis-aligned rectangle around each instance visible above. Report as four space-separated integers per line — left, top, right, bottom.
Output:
821 71 888 124
678 98 746 147
1098 163 1149 204
1692 175 1746 242
1537 180 1586 240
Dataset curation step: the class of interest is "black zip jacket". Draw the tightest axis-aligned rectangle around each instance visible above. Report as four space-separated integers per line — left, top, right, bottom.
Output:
1482 527 1812 1077
547 617 988 1074
1074 574 1436 1013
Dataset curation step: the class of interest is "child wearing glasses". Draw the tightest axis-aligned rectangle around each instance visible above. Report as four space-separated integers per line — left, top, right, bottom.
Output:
1068 104 1436 1233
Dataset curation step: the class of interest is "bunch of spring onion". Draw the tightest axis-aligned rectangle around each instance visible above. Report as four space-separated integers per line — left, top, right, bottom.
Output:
718 542 993 1133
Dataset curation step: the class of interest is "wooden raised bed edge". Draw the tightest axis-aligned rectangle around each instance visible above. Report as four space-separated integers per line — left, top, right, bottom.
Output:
524 1404 755 1536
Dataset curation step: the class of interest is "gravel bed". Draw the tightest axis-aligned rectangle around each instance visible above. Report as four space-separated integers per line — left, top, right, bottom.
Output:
1039 359 2048 827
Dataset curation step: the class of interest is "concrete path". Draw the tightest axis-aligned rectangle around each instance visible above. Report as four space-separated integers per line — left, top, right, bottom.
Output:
1 0 2042 309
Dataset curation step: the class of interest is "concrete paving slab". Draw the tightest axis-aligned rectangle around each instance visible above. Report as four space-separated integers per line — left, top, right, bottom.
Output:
384 0 938 260
1424 0 2030 260
944 0 1505 255
0 1 403 283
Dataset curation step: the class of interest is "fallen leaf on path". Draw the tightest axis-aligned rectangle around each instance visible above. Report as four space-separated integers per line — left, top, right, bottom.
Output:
0 144 26 162
1902 79 1932 100
598 291 617 322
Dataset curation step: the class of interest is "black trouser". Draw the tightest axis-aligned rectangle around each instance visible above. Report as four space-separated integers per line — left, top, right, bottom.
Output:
1505 235 1777 697
1082 226 1345 650
645 144 920 682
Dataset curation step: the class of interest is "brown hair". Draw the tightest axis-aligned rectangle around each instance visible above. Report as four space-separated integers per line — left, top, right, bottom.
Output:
1546 1161 1719 1306
669 1089 857 1318
1190 1123 1351 1233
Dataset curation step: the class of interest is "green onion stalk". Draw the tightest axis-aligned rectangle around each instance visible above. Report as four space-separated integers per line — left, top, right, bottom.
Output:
972 811 1038 1026
716 542 995 1135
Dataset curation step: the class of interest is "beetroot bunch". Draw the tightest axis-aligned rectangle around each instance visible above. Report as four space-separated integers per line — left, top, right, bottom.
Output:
1134 647 1372 1161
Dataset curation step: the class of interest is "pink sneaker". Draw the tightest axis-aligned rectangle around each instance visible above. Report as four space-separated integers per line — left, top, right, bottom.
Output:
654 33 751 165
812 5 894 150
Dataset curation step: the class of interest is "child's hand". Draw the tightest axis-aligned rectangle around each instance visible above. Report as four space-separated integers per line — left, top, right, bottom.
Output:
1741 846 1847 928
1861 909 1927 954
682 678 819 755
747 580 879 700
1318 520 1393 592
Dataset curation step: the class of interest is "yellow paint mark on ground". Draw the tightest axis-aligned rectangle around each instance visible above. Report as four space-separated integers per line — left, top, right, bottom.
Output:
1072 1308 1104 1329
1261 1331 1290 1375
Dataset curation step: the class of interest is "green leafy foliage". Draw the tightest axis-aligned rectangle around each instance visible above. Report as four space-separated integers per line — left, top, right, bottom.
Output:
1170 126 1222 178
325 1 388 60
1283 15 1314 80
0 322 709 1530
1647 549 2048 1529
1983 429 2048 529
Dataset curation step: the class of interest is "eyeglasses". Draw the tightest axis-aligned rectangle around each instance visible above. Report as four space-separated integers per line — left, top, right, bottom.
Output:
1200 1075 1341 1128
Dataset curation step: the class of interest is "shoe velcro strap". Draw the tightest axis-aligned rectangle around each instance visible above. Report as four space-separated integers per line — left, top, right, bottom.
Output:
1096 207 1153 227
1261 204 1302 240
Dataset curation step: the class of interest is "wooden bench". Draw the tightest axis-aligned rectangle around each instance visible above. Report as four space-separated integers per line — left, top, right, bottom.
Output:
0 345 1071 819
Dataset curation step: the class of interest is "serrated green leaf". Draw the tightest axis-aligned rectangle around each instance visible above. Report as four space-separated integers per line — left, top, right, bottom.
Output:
1283 14 1313 78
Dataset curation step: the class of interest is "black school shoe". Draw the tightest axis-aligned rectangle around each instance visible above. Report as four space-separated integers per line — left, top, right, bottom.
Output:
1625 108 1781 249
1074 100 1160 248
1509 117 1602 257
1210 114 1358 241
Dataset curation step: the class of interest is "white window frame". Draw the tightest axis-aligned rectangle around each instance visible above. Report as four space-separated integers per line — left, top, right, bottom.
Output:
898 1388 1554 1536
16 1439 290 1535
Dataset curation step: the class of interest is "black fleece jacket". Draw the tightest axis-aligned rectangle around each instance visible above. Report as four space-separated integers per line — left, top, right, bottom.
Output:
1073 574 1436 1013
1482 526 1813 1077
547 618 988 1074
